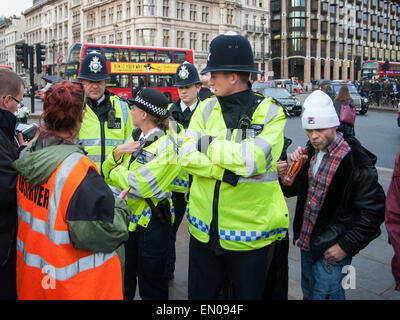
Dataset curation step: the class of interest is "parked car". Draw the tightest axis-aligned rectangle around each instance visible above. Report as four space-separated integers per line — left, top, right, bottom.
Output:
37 82 52 100
273 79 303 94
319 80 369 115
256 87 302 116
23 87 30 97
312 80 324 91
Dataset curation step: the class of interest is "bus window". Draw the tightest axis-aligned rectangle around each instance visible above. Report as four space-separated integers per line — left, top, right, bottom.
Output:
102 47 119 61
86 47 101 55
174 51 187 63
132 75 147 88
147 50 157 62
120 48 130 62
158 75 174 87
107 74 130 88
68 44 82 62
131 49 146 62
149 74 161 87
158 50 172 63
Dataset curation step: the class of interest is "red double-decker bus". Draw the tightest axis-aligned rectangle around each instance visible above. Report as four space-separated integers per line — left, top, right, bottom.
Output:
65 42 194 102
361 60 400 79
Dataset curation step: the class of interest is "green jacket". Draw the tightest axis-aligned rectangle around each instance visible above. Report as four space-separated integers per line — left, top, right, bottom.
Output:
13 136 130 255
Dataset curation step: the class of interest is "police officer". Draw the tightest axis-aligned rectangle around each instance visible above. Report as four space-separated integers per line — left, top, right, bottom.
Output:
102 88 180 300
180 31 289 299
166 62 202 280
77 52 134 181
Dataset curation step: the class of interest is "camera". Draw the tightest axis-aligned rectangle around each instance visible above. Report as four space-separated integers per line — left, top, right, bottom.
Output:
15 123 38 141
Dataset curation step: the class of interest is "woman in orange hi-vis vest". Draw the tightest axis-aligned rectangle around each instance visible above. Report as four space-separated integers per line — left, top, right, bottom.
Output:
13 81 130 300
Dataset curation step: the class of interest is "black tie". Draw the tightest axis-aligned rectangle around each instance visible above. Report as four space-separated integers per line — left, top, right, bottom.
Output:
183 107 191 119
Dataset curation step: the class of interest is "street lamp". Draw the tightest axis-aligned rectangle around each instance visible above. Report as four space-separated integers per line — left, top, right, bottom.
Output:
261 15 266 78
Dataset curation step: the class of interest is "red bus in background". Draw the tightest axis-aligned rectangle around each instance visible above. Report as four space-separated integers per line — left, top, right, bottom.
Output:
65 43 194 102
361 60 400 79
0 65 13 69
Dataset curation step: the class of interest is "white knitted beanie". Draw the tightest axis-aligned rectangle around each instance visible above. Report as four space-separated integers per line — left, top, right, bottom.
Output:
301 90 340 129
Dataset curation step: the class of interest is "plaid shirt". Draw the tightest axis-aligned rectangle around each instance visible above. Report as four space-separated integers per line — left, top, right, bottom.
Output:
297 132 351 251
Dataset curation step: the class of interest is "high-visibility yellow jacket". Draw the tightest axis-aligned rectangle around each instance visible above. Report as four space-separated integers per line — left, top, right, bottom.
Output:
102 128 180 231
78 95 134 176
180 96 289 251
168 102 191 194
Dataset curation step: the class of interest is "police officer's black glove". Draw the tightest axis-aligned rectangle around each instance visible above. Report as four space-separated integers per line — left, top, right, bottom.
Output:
197 135 214 154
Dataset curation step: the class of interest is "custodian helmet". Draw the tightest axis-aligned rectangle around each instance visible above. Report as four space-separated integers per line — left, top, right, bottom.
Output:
174 62 201 87
77 52 111 82
200 31 261 75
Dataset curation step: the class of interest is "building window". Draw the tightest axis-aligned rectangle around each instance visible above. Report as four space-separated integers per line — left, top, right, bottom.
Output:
190 32 197 50
177 30 184 47
109 7 114 23
126 30 131 44
163 29 169 47
137 0 143 16
163 0 169 17
202 6 209 23
149 0 155 16
117 5 122 20
227 9 234 24
127 1 131 18
190 4 197 21
100 10 106 25
176 2 184 19
201 33 209 51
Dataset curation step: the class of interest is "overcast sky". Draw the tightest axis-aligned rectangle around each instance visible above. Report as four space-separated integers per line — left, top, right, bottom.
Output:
1 0 33 17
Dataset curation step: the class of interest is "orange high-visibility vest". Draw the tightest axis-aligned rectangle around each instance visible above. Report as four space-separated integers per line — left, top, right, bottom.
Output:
16 152 123 300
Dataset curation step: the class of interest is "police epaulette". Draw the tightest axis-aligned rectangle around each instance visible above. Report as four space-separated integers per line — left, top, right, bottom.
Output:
199 93 216 101
267 97 291 119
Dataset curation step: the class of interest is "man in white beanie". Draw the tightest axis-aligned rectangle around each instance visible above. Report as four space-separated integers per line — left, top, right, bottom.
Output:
277 90 385 300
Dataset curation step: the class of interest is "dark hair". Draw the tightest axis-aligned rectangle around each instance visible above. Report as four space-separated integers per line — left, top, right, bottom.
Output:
40 81 85 137
335 85 351 102
0 68 24 97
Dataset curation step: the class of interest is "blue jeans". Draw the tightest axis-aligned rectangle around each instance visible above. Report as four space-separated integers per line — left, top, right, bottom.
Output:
300 249 352 300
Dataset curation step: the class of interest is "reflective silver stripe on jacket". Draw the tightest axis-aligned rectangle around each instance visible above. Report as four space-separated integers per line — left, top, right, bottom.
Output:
238 170 278 183
202 97 217 126
80 138 125 148
17 152 117 280
119 99 129 127
16 239 116 281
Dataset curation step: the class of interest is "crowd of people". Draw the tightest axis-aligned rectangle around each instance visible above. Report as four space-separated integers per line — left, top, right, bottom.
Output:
0 31 398 301
357 77 400 105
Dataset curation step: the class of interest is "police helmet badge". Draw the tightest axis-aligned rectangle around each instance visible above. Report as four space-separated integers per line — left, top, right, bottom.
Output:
178 65 189 80
88 56 102 74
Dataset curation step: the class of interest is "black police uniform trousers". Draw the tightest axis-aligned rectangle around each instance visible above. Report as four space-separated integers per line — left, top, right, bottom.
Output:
166 191 187 279
123 214 171 300
188 236 271 300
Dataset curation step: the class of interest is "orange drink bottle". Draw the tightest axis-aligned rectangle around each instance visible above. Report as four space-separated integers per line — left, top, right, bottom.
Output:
282 148 307 186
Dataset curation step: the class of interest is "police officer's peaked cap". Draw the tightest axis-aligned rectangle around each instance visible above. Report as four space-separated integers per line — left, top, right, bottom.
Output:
200 31 261 75
130 88 170 119
174 62 201 87
77 52 111 82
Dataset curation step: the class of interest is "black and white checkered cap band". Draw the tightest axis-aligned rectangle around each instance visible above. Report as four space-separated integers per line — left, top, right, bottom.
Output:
134 95 168 116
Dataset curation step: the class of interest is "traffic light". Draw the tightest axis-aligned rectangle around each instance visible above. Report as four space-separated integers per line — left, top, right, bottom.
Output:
16 43 28 69
36 43 46 74
354 56 362 71
382 59 390 72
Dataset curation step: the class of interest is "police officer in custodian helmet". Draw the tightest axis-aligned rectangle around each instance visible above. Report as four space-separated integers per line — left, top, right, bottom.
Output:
77 52 134 185
180 32 289 299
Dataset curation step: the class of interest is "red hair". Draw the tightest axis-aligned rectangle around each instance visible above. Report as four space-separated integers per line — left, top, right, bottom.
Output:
40 81 84 136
